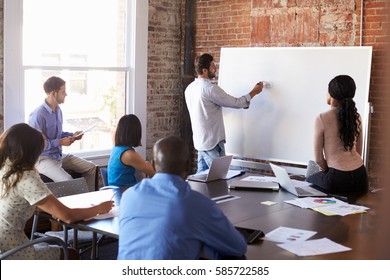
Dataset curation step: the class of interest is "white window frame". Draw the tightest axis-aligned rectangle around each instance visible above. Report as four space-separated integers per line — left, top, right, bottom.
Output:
3 0 148 165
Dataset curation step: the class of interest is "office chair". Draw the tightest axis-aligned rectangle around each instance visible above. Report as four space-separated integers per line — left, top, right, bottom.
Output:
30 178 89 240
40 165 99 191
30 177 102 258
0 236 68 260
99 165 146 189
99 166 108 187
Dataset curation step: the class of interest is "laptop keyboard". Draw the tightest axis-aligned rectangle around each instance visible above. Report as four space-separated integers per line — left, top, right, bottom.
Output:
192 173 207 180
295 187 314 196
191 173 207 181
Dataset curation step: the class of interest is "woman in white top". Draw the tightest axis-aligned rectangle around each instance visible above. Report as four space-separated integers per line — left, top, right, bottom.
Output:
307 75 368 197
0 124 113 259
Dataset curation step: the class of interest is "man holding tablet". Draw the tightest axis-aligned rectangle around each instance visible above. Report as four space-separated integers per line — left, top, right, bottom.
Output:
29 76 97 191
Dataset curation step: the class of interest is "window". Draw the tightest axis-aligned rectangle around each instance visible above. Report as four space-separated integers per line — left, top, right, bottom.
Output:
4 0 148 164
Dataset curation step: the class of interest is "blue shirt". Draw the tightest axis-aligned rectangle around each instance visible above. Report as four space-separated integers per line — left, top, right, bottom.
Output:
29 101 72 160
107 146 137 188
117 173 247 260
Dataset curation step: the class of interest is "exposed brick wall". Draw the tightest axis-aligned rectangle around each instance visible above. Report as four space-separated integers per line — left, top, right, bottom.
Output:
361 0 390 188
181 0 389 188
146 0 183 160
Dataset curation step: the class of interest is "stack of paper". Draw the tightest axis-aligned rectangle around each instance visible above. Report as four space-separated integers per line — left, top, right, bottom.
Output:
263 226 316 243
263 226 352 257
284 197 369 216
277 237 352 257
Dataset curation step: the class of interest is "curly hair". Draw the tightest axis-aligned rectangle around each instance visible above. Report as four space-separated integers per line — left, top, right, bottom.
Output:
328 75 361 151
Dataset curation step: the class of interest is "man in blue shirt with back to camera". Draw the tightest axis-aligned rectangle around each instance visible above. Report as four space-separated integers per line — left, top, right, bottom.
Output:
117 135 247 260
29 76 97 192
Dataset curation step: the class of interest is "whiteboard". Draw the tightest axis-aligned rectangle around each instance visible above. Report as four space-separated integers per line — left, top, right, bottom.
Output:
218 47 372 165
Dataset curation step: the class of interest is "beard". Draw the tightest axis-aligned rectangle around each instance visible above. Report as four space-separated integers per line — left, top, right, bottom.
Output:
207 70 216 79
55 95 65 104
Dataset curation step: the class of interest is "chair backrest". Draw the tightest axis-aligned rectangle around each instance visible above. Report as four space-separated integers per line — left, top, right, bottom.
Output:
45 177 89 197
29 178 89 242
99 167 108 187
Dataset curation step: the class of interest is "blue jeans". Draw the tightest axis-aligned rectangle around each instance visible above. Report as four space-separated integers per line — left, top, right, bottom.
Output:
197 141 226 173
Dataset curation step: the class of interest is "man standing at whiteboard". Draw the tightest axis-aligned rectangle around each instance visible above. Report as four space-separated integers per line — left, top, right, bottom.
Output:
185 53 264 173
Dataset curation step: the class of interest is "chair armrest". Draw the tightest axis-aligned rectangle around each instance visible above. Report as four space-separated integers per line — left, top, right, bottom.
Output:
0 236 68 260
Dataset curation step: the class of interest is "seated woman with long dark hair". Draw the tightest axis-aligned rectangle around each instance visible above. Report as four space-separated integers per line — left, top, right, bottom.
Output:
307 75 368 197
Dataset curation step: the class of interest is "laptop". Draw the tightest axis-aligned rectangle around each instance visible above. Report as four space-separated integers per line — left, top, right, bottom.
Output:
229 175 280 191
187 155 233 182
269 163 327 197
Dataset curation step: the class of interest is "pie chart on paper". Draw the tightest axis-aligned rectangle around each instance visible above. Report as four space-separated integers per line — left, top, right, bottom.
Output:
313 198 337 204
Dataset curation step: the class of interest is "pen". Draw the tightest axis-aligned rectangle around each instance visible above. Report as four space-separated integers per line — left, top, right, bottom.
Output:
109 191 117 201
91 192 116 206
212 195 235 202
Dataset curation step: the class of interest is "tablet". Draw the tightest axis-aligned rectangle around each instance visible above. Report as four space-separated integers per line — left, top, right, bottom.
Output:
235 227 264 244
74 123 97 137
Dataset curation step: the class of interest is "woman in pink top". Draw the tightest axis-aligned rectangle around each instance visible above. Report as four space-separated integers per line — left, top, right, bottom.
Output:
307 75 368 197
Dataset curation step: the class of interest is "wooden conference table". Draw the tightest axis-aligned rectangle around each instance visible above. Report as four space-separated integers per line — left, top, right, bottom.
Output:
59 174 381 260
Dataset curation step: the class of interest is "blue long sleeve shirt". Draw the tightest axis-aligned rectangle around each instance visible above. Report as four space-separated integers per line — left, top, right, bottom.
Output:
117 173 247 260
29 101 72 160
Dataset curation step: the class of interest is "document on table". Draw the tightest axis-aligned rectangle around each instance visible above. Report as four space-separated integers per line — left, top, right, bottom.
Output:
284 197 347 209
59 189 114 209
312 204 369 216
86 207 120 221
284 197 369 216
263 226 317 243
277 238 352 256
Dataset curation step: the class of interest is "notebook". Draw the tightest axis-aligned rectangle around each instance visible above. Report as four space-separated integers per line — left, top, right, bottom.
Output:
269 163 327 197
229 175 280 191
187 155 233 182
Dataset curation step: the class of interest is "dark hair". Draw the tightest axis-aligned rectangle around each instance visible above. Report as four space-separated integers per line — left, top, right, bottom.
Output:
194 53 213 75
328 75 361 151
0 123 45 197
114 114 142 147
43 76 66 94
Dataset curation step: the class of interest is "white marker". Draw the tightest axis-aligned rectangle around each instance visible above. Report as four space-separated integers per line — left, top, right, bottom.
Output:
262 81 272 88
